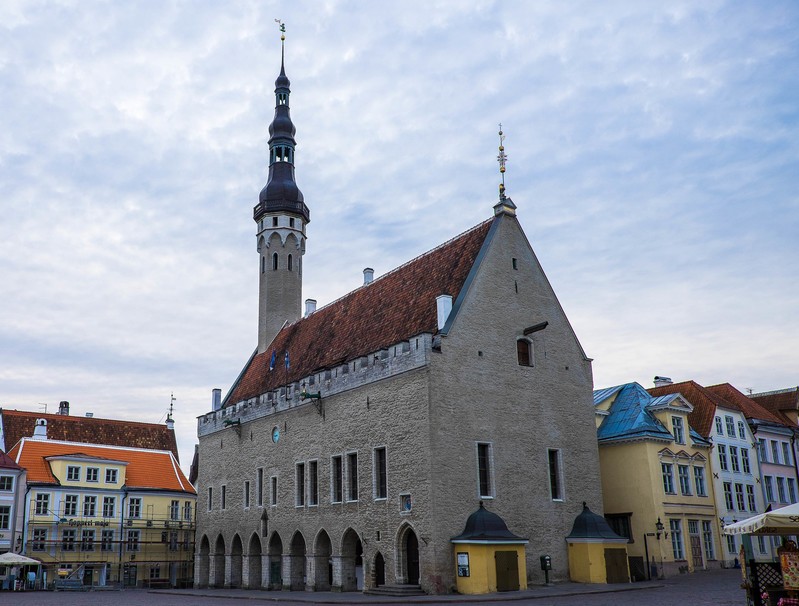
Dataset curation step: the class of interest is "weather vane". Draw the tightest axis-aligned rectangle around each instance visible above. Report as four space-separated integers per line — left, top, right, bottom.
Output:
169 392 175 420
275 19 286 40
497 123 508 200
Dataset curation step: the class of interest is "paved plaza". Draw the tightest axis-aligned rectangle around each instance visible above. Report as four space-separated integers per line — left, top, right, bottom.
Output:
1 568 745 606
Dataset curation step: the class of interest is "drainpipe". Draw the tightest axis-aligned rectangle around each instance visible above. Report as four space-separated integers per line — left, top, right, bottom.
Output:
20 483 32 554
791 432 799 502
118 488 128 586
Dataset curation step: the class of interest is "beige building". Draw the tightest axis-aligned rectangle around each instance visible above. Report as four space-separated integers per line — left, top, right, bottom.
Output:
195 40 603 595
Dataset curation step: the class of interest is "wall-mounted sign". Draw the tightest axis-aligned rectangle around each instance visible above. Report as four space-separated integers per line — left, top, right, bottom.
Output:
63 519 110 527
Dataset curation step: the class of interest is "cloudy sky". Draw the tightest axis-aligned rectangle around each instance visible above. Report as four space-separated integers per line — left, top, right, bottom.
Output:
2 1 797 469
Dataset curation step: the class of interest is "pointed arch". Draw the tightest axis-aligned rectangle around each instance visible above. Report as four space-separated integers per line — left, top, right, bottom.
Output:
267 531 283 590
230 533 243 588
289 531 307 591
374 551 385 587
197 535 210 588
395 522 420 586
213 534 226 588
247 533 263 589
312 529 332 591
339 528 363 592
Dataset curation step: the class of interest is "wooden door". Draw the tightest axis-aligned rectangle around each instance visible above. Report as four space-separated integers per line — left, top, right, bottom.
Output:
604 548 629 583
495 551 520 591
691 535 704 569
406 532 420 585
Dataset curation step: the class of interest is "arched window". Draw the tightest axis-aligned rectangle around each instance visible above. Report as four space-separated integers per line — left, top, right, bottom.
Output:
287 254 293 272
517 338 533 366
272 253 278 271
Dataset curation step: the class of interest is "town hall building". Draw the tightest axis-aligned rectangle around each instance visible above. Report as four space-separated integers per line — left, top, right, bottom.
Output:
194 35 603 594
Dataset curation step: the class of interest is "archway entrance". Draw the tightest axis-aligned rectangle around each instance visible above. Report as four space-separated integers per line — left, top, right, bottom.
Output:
340 528 362 591
248 533 262 589
213 535 226 588
289 531 307 591
267 532 283 590
374 552 385 587
197 535 210 588
313 530 332 591
231 534 243 588
405 531 419 585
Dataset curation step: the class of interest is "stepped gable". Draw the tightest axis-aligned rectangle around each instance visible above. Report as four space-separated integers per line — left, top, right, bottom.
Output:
648 380 731 438
1 409 179 462
226 218 493 406
9 438 194 493
706 383 787 426
750 387 799 425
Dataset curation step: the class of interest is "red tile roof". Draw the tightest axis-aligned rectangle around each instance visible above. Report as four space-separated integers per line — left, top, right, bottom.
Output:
1 409 179 462
706 383 789 426
0 450 22 471
226 218 494 406
648 380 733 437
8 438 195 494
751 388 799 425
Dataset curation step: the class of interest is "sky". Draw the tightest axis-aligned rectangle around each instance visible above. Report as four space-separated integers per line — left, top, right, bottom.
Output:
1 1 798 471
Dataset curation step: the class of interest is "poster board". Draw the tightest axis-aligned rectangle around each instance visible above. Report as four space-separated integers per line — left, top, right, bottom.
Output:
781 552 799 589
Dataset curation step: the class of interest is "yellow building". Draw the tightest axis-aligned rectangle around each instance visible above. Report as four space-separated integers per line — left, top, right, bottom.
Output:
594 382 721 579
8 423 196 588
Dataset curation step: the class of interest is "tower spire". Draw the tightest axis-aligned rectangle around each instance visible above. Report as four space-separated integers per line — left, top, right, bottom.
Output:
493 123 516 216
255 23 310 353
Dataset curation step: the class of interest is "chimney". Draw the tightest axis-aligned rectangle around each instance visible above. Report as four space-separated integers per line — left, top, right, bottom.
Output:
85 412 94 418
363 267 374 285
654 376 673 387
58 401 70 415
304 299 317 317
212 388 222 411
436 294 453 331
32 418 48 440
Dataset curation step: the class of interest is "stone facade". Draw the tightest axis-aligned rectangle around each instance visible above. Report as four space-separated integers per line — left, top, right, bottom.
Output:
195 213 603 593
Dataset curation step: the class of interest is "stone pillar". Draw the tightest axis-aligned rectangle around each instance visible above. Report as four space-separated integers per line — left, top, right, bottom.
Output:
194 553 203 588
261 555 271 589
331 555 344 592
242 553 251 589
282 554 292 591
224 554 233 588
209 555 218 588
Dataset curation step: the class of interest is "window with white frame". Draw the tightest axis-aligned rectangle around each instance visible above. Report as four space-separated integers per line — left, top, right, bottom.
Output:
670 519 684 559
715 417 723 435
373 448 387 500
746 485 756 511
772 441 781 464
295 462 306 507
718 444 728 471
678 465 692 495
86 467 99 482
170 499 179 519
0 506 9 530
67 466 80 481
672 416 685 444
64 494 78 517
742 448 751 474
764 476 775 502
759 439 768 462
702 521 715 560
738 421 746 439
127 529 140 552
778 477 787 503
32 528 47 551
62 528 76 551
735 483 745 510
102 496 115 518
723 482 734 510
783 442 792 466
548 448 564 501
35 493 50 515
726 534 736 554
183 501 192 521
346 452 359 501
662 463 675 494
725 416 735 437
83 495 97 517
693 466 707 496
101 529 114 551
0 476 12 491
308 460 319 506
105 469 118 483
81 529 95 552
477 443 494 498
757 536 767 554
789 478 797 503
730 446 740 472
129 497 142 518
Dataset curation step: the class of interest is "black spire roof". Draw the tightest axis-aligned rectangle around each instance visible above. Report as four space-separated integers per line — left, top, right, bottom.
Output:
254 41 310 223
451 502 528 543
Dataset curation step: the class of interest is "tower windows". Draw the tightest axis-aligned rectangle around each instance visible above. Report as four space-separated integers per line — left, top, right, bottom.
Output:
288 254 293 271
272 217 279 227
261 256 266 274
289 217 295 228
517 338 533 366
270 146 294 164
277 92 288 105
272 253 278 271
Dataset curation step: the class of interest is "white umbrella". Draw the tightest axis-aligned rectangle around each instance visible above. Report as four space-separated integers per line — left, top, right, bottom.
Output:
723 502 799 536
0 552 40 565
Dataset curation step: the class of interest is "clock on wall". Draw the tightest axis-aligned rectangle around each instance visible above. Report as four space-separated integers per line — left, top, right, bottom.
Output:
271 426 280 443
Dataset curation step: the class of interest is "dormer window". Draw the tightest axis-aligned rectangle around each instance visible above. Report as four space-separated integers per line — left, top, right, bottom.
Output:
671 416 685 445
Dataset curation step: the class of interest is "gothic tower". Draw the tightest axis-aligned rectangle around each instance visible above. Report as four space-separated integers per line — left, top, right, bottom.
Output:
254 36 310 353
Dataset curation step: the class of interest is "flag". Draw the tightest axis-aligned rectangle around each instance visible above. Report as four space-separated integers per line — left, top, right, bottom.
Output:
269 350 276 372
284 351 290 370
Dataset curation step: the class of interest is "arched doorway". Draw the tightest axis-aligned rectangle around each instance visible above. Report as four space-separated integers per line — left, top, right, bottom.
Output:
213 534 226 588
396 524 420 586
313 530 332 591
230 534 243 588
340 528 363 591
267 532 283 590
289 531 307 591
374 552 385 587
248 533 262 589
197 535 210 588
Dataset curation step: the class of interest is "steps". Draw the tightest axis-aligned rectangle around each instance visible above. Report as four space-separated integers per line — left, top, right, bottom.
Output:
364 584 426 597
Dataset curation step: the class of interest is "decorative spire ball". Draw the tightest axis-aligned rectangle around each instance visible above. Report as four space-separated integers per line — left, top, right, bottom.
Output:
275 18 286 40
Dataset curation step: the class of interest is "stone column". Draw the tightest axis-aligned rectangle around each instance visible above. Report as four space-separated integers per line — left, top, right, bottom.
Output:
224 554 233 588
330 555 344 592
281 554 292 591
242 553 251 589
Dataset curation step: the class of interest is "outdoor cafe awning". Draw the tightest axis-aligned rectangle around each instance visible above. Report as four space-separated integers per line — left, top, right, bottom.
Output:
723 502 799 536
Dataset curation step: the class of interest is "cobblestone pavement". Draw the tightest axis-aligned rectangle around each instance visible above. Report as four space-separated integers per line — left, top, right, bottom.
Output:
1 569 746 606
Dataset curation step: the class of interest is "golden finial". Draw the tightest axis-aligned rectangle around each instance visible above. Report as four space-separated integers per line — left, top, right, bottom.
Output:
497 124 508 200
275 19 286 41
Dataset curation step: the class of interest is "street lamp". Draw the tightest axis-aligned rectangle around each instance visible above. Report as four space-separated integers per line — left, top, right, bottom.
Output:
656 518 665 540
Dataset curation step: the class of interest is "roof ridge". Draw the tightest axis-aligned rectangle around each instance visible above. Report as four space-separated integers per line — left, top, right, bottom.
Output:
309 218 495 316
18 437 173 456
2 409 168 428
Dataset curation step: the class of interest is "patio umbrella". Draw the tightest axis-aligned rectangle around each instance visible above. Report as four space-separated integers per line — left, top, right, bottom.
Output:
723 502 799 536
0 552 40 565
